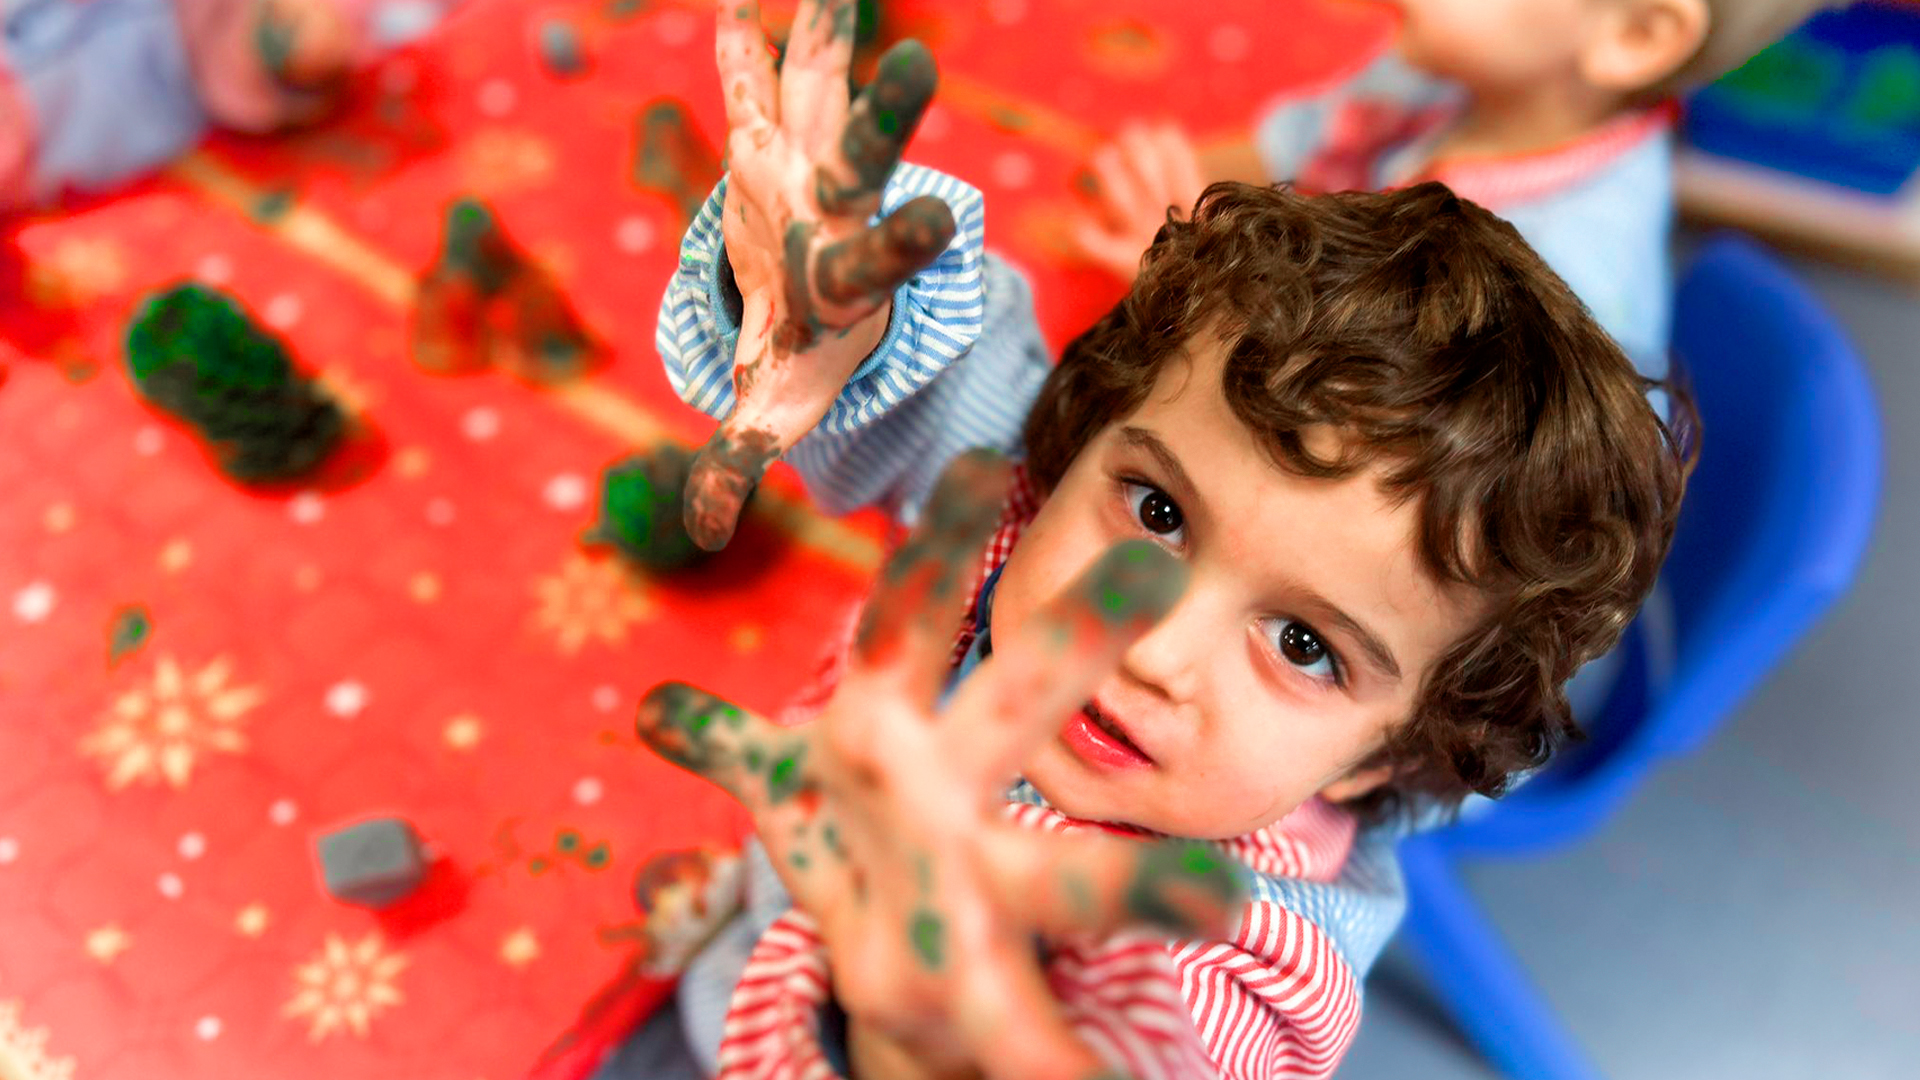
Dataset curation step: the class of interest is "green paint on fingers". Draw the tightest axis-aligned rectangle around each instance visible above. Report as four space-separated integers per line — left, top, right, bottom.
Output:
1077 540 1189 627
909 909 945 969
765 743 809 804
1125 840 1247 937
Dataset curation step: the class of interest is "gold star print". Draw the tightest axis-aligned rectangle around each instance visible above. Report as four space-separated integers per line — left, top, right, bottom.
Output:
293 565 323 592
42 503 75 534
409 573 442 603
282 932 408 1042
531 553 654 654
235 903 270 938
84 925 131 964
728 624 765 653
26 237 128 307
79 655 262 789
0 999 75 1080
498 928 540 969
460 128 556 195
316 366 381 418
443 715 484 751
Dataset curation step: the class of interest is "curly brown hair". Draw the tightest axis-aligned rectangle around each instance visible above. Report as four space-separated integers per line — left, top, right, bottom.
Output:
1023 181 1696 819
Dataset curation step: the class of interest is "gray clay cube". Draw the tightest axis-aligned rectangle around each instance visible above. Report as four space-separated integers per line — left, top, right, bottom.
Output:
316 818 427 908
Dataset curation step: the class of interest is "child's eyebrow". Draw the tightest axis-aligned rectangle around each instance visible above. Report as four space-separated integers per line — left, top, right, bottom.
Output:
1118 425 1201 513
1299 594 1402 683
1119 425 1402 683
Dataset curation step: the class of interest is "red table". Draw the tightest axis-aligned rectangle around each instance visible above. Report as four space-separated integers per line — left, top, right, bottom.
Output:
0 2 1382 1077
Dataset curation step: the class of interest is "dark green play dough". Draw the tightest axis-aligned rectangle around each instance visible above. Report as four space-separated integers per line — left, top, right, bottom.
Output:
125 283 344 484
584 445 710 571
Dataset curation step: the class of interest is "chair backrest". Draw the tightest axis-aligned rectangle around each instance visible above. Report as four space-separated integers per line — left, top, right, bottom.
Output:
1651 235 1882 757
1449 235 1882 846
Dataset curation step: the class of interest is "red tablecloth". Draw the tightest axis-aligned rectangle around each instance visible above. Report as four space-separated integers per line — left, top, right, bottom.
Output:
0 2 1383 1077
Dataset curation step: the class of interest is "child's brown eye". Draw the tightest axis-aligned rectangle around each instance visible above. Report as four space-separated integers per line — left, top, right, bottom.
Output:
1261 617 1341 685
1124 482 1184 538
1278 622 1326 666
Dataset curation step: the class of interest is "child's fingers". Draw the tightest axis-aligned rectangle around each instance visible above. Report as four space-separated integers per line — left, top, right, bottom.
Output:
849 449 1011 707
684 421 780 551
1118 123 1169 208
1121 122 1192 216
1065 213 1149 281
1155 122 1205 211
780 0 857 155
952 930 1114 1080
981 827 1249 943
812 195 956 311
1088 143 1148 229
815 40 938 218
715 0 779 134
634 682 851 916
943 540 1189 786
635 681 816 811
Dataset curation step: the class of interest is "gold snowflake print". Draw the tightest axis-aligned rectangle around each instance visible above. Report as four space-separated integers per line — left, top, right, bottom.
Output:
460 128 556 194
25 237 128 307
80 655 263 789
316 365 383 417
283 932 408 1041
0 999 75 1080
533 553 655 654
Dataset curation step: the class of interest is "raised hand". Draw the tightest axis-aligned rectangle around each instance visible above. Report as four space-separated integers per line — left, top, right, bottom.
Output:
639 451 1249 1080
1067 122 1205 282
686 0 958 551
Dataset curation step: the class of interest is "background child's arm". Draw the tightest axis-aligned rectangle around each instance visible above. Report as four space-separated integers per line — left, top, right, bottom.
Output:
0 59 33 209
1068 50 1455 279
657 166 1054 528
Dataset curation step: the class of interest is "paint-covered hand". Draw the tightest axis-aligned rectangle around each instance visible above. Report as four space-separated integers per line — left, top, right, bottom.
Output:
637 451 1250 1080
688 0 957 551
1067 122 1206 282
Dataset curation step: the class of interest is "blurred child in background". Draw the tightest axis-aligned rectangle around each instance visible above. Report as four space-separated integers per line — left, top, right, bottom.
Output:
1070 0 1847 378
0 0 456 209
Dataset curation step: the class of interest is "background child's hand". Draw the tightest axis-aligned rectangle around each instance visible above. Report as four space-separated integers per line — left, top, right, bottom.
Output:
686 0 958 551
175 0 353 133
1067 122 1205 282
637 451 1250 1080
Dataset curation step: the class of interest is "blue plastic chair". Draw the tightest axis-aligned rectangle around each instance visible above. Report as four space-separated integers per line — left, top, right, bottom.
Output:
1393 235 1884 1080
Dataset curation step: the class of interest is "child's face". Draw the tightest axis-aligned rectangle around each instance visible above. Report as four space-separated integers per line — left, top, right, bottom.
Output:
1377 0 1618 92
991 332 1483 839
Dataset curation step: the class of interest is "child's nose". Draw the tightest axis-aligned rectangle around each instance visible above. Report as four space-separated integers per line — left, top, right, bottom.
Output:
1115 583 1218 704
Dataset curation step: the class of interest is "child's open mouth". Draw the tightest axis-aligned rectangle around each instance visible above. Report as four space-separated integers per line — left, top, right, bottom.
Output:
1062 701 1154 769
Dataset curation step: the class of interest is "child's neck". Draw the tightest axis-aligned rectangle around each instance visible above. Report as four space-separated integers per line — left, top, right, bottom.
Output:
1427 78 1628 164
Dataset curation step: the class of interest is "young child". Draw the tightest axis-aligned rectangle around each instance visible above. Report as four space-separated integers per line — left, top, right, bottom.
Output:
0 0 455 209
616 2 1691 1077
1069 0 1848 379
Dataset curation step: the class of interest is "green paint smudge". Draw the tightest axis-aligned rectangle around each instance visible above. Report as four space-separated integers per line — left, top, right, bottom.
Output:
251 188 296 223
1125 840 1246 936
107 605 152 667
908 909 945 969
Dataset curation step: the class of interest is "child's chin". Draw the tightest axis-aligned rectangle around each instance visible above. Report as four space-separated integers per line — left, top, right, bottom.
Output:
1024 748 1146 825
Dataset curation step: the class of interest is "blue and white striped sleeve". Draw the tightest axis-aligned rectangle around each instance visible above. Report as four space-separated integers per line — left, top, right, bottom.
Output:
654 163 1054 525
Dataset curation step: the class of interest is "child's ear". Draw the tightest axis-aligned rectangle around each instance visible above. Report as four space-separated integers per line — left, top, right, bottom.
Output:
1580 0 1710 96
1317 764 1397 804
